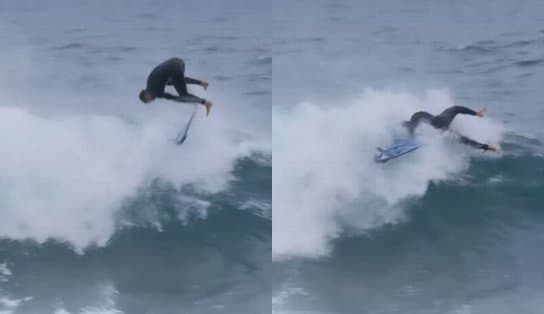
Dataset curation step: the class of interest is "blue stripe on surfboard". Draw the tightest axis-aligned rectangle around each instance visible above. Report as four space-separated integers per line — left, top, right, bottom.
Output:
375 139 421 162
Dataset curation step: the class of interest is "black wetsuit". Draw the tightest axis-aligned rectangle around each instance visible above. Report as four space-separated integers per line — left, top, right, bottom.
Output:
146 58 205 104
404 106 492 151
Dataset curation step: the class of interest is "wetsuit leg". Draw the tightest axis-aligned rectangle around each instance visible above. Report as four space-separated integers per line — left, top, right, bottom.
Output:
458 134 490 151
169 58 206 104
432 106 478 129
170 58 189 95
171 58 201 85
403 111 435 135
170 77 204 104
171 74 205 104
410 111 435 124
173 76 188 95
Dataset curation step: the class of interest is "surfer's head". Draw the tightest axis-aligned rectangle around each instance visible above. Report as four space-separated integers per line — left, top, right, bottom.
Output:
139 90 155 103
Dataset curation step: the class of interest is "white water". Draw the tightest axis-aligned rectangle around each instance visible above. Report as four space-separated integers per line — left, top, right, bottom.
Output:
273 89 503 259
0 101 263 252
54 283 122 314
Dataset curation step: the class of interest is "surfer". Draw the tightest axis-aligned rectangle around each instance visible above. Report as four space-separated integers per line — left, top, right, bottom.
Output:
402 106 500 152
139 58 213 116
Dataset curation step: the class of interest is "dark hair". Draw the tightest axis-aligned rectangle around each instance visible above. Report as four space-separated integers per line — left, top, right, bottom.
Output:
139 90 148 103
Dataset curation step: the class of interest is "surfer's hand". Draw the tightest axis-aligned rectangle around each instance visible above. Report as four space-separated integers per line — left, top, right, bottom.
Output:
477 107 486 117
487 145 501 153
201 80 209 91
204 100 213 116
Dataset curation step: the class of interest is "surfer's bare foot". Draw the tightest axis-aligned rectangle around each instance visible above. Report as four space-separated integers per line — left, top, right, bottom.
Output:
477 107 486 117
201 80 209 91
204 100 213 116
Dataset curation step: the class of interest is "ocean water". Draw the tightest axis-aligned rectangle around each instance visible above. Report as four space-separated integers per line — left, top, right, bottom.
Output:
273 0 544 313
2 1 544 313
0 1 270 313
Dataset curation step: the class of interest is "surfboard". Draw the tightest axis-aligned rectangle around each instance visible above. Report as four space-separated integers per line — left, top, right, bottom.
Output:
375 138 421 163
174 104 199 145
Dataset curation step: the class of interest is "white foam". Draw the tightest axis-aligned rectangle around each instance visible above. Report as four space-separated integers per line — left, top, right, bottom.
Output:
0 297 32 314
55 283 122 314
0 263 26 314
0 264 11 281
273 89 503 259
0 105 262 252
272 287 309 308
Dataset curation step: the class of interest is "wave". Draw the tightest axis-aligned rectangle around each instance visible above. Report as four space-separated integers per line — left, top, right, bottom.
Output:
0 105 266 253
0 152 271 313
272 89 503 260
272 143 544 313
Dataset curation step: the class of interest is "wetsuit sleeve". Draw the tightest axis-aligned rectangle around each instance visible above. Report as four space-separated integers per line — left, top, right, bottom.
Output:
452 106 478 116
175 93 206 104
459 135 490 150
185 76 202 85
160 92 176 100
